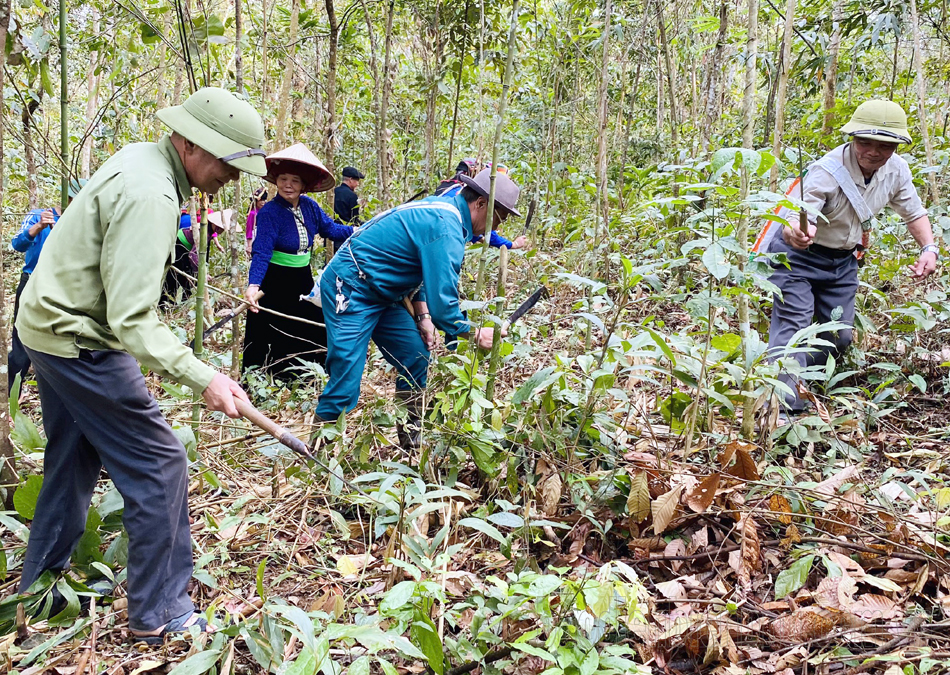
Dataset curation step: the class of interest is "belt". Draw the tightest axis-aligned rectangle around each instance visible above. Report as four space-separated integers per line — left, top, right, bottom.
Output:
270 250 310 267
809 243 856 259
177 228 193 251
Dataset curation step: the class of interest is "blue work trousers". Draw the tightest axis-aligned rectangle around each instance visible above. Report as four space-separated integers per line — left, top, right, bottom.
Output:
315 270 430 419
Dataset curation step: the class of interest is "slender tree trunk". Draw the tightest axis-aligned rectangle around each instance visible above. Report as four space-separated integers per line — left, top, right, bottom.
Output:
909 0 940 205
0 0 16 507
358 0 383 198
262 0 270 101
81 11 101 178
593 0 612 259
232 0 246 379
446 0 470 175
738 0 758 440
476 0 485 160
700 0 728 152
657 0 679 147
618 54 642 210
481 0 520 372
22 89 42 209
152 14 170 140
325 0 338 211
274 0 300 147
656 51 664 136
769 0 795 191
235 0 244 94
821 0 843 138
423 1 442 186
380 0 396 207
59 0 68 208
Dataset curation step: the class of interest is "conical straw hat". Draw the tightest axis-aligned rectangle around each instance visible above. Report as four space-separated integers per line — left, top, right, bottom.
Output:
264 143 335 193
206 209 234 232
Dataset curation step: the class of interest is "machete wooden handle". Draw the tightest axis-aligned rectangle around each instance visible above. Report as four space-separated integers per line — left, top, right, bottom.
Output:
202 290 264 340
234 398 313 459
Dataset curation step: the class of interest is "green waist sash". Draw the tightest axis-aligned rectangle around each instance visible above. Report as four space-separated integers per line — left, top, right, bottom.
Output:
270 250 310 267
177 228 193 251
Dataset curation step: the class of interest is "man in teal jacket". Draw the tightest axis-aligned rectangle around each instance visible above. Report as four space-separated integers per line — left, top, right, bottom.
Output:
315 169 521 447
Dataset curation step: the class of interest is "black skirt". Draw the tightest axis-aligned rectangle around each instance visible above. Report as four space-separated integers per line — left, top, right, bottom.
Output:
242 263 327 380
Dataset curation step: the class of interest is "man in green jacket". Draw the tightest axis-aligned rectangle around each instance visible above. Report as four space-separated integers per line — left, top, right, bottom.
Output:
15 87 266 644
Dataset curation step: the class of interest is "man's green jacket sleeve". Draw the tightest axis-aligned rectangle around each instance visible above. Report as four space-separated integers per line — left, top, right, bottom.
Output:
100 194 217 392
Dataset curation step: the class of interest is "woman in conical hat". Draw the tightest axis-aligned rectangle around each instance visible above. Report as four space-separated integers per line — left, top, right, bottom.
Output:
242 144 354 381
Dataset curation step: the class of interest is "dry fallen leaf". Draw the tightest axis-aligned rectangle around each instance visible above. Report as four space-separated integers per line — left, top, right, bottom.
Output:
725 447 760 481
652 484 684 535
767 609 836 641
628 470 651 524
686 473 721 513
536 457 563 517
816 575 857 611
851 594 902 621
736 514 760 593
814 465 860 496
769 494 793 524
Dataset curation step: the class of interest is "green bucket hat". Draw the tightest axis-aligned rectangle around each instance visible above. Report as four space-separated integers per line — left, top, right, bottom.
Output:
157 87 267 176
840 99 912 145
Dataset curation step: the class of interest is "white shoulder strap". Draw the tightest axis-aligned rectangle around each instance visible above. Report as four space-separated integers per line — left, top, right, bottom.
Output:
813 157 875 225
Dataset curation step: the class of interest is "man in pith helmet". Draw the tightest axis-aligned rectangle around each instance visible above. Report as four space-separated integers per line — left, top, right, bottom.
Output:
766 99 938 421
14 87 266 644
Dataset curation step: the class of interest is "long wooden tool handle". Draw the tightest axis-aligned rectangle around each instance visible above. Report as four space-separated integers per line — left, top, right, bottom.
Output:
234 398 313 459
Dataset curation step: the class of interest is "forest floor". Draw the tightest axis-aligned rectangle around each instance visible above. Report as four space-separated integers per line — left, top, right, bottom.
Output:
1 253 950 675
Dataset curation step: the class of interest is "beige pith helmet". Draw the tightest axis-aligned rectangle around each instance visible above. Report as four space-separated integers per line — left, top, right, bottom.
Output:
840 99 912 145
458 168 522 217
157 87 267 176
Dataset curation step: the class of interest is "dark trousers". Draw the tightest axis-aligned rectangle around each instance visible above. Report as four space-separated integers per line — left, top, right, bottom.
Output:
19 348 195 631
8 272 31 393
767 242 858 412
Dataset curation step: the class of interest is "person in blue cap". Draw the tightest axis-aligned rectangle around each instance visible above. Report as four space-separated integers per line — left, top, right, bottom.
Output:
315 167 521 448
334 166 365 225
7 178 86 393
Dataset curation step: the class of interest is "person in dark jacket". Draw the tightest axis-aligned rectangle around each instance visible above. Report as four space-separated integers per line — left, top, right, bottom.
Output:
435 158 477 195
243 144 354 380
333 166 364 225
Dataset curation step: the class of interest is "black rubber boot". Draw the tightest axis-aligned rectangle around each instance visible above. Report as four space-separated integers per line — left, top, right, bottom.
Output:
395 392 423 450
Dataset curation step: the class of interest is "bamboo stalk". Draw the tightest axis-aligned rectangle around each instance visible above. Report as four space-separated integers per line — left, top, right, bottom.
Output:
738 0 758 440
192 196 207 428
59 0 68 209
485 246 509 402
473 0 520 333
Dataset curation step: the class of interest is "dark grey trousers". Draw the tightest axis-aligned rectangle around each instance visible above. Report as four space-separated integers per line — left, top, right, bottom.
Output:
767 241 858 412
19 348 195 631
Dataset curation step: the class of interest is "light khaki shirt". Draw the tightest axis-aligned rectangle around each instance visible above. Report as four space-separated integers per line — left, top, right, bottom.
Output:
803 143 927 250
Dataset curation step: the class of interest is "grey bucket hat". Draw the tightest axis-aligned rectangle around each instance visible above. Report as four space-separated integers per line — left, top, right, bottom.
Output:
459 168 522 217
157 87 267 176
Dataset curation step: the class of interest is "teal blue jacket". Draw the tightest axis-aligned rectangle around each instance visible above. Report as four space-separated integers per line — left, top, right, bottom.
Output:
330 194 473 338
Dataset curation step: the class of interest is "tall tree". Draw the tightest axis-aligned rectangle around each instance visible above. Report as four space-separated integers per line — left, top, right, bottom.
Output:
593 0 612 254
0 0 16 508
700 0 729 152
274 0 301 147
909 0 940 205
820 0 843 138
379 0 396 207
769 0 796 191
738 0 758 439
657 0 679 146
325 0 339 212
